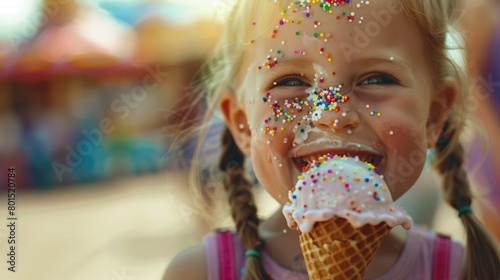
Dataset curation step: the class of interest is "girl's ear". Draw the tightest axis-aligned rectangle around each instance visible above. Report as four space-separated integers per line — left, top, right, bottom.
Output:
426 78 458 148
220 91 252 154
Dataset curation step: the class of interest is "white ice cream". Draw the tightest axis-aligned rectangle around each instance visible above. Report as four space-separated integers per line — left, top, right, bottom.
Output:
283 155 413 233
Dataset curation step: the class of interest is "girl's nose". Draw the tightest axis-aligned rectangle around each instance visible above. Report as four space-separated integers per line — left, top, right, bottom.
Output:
312 108 359 133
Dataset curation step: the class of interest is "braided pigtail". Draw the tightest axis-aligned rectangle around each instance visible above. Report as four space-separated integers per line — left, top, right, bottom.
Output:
434 121 500 280
219 127 272 280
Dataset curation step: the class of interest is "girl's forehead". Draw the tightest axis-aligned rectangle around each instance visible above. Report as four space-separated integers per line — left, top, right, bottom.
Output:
249 0 401 38
240 0 418 74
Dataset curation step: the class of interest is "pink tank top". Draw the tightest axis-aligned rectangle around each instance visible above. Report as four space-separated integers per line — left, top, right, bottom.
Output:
204 226 464 280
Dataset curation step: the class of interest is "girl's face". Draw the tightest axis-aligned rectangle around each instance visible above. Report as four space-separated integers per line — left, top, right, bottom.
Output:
223 0 454 205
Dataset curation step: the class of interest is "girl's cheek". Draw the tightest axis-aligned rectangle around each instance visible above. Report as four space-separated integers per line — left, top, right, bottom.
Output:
252 90 308 143
380 122 404 142
378 120 428 194
379 117 426 148
252 111 294 156
380 121 417 155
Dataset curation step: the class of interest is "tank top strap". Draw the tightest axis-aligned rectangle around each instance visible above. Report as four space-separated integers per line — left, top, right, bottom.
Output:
216 229 236 280
432 234 451 280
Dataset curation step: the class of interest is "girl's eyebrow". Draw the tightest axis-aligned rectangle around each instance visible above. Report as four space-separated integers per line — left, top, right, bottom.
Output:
351 55 413 72
256 56 314 75
255 54 412 77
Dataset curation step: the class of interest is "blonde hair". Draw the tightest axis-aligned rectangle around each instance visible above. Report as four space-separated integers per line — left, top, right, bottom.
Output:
400 1 500 279
190 0 500 279
190 2 280 279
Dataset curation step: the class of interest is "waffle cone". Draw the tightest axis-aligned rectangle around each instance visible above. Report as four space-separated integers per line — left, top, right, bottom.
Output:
299 218 391 280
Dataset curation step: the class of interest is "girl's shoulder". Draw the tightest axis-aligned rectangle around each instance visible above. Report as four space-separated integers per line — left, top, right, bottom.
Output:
380 225 464 280
164 229 237 280
163 243 207 280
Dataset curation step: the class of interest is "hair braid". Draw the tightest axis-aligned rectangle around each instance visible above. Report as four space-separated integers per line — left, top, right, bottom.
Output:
219 127 272 280
434 121 500 280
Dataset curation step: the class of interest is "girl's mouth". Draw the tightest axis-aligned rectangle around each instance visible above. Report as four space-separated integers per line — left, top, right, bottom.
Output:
292 151 383 172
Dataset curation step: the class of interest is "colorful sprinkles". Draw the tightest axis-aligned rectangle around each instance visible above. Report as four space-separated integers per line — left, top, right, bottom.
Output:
289 154 386 213
254 0 382 137
261 0 370 67
268 1 416 235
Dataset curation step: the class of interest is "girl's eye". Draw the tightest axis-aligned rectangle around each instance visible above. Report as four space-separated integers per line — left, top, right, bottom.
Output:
272 76 310 87
359 74 398 85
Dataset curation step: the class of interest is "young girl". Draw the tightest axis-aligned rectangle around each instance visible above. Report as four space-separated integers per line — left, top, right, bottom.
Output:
165 0 500 279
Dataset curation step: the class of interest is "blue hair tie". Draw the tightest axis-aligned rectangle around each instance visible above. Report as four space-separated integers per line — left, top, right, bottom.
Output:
245 249 261 259
458 205 472 217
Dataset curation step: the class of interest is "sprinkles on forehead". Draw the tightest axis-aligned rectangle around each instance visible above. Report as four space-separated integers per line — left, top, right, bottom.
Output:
258 0 370 69
271 0 369 35
274 0 364 20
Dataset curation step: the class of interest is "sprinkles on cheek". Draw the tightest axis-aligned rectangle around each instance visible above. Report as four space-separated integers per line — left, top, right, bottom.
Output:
261 93 307 135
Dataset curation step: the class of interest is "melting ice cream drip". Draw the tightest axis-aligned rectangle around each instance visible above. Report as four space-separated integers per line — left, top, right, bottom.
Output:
282 156 414 233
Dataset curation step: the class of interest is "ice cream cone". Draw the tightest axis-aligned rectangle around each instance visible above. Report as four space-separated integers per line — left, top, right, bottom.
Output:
283 156 412 279
299 217 391 280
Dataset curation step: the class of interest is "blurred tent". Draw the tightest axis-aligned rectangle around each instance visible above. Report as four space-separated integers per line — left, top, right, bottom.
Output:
0 0 222 190
0 0 139 82
130 15 221 171
132 16 219 66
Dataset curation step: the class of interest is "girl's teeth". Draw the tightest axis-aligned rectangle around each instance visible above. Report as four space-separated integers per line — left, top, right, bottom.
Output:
296 153 380 170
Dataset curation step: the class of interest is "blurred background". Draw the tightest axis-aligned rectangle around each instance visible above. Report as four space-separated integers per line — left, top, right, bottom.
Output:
0 0 225 279
0 0 498 279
